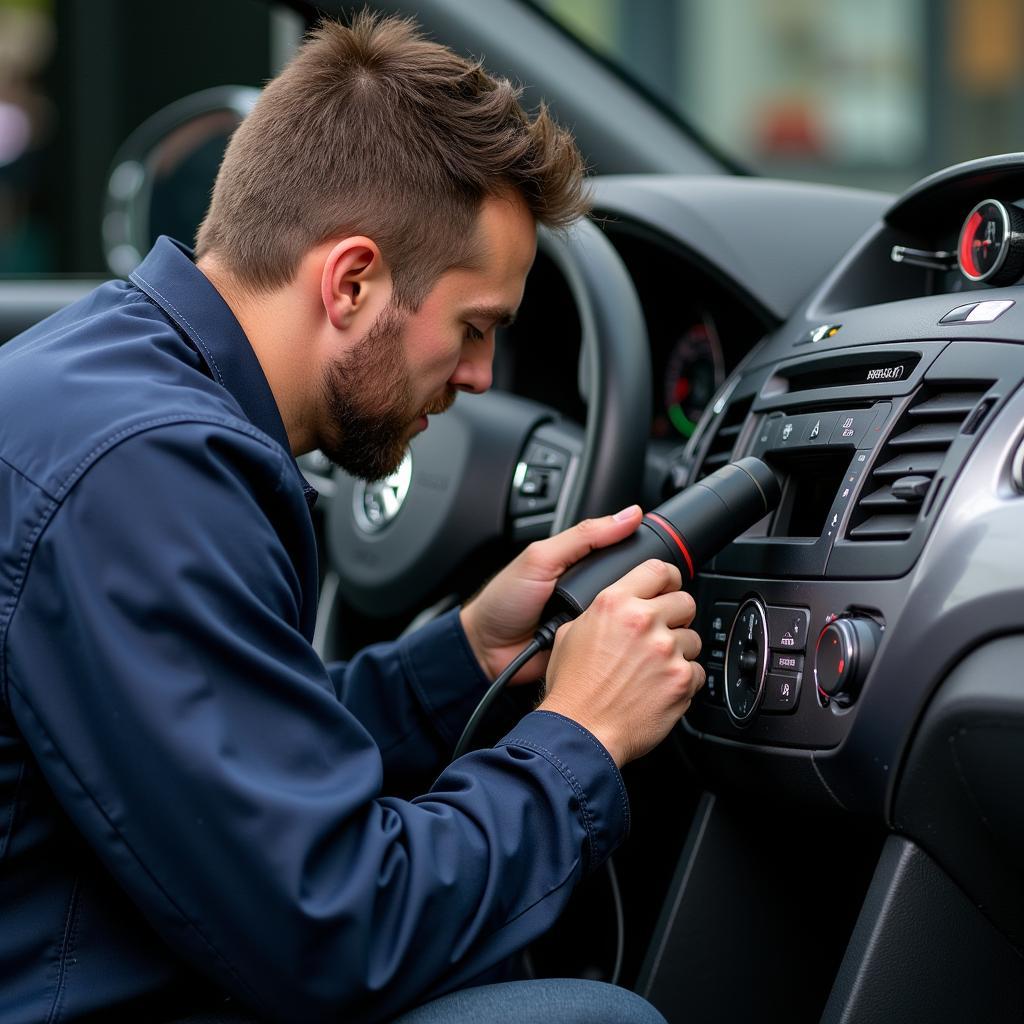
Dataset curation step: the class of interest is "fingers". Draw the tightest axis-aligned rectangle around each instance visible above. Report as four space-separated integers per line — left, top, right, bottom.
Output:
520 505 643 580
675 627 702 662
687 659 707 694
648 589 697 629
605 558 682 601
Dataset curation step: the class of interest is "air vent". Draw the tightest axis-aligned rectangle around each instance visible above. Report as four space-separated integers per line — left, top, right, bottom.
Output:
695 395 753 480
846 384 989 541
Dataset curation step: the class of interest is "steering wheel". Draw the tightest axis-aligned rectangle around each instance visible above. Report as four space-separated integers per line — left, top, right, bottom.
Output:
318 218 651 636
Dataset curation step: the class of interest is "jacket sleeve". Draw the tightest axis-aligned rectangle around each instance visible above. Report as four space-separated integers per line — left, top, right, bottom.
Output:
5 421 629 1024
323 608 495 796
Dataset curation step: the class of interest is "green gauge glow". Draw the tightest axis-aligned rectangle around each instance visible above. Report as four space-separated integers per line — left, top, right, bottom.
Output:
668 403 696 437
660 318 725 439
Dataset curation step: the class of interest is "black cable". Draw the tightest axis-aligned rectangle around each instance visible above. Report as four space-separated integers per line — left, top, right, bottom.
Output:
606 855 625 987
453 639 542 760
453 610 624 987
454 612 571 761
454 606 573 761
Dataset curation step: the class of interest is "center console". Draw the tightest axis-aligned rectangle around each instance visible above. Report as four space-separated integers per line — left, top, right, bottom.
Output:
685 324 1024 763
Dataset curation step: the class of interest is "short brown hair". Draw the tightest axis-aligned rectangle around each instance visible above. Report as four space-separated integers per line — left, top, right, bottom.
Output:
195 11 589 308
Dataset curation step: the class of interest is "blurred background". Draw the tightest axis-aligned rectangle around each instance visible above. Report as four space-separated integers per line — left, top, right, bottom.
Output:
1 0 1022 275
537 0 1024 190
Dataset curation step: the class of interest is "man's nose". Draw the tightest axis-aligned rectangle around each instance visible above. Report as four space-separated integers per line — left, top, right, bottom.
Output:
450 339 494 394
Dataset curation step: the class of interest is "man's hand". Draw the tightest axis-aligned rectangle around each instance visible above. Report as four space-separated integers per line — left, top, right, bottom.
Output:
539 559 705 767
460 505 644 684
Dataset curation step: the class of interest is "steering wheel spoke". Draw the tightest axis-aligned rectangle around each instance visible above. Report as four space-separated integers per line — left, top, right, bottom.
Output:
510 420 584 541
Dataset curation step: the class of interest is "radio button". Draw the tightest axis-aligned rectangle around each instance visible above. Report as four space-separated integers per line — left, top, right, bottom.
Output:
775 415 808 449
830 410 875 446
800 412 839 446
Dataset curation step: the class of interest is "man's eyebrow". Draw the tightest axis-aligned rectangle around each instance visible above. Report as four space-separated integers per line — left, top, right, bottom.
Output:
464 305 517 328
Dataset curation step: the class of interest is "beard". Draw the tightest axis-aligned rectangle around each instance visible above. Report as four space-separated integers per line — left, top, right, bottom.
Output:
319 304 456 481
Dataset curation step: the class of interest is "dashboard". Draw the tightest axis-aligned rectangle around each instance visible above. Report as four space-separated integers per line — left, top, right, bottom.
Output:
496 218 764 455
503 157 1024 1018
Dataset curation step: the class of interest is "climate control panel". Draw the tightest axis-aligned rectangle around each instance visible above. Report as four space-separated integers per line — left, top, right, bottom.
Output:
719 598 810 725
692 583 889 748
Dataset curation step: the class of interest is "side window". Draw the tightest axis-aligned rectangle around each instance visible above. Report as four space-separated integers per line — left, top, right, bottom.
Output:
0 0 302 278
532 0 1024 195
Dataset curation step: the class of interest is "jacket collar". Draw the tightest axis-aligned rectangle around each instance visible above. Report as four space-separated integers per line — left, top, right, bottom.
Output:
130 237 318 508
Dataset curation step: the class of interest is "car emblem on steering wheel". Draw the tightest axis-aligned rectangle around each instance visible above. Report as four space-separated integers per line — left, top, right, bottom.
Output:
353 453 413 533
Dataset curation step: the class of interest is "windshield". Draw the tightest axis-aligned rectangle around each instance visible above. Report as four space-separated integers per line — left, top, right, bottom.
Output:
531 0 1024 195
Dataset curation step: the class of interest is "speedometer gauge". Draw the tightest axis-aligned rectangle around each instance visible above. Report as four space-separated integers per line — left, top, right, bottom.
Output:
660 317 725 439
957 198 1024 285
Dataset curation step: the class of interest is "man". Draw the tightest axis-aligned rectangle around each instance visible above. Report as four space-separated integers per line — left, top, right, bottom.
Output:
0 14 703 1024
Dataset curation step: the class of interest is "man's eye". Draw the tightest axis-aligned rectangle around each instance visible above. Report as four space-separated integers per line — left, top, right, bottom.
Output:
465 324 485 341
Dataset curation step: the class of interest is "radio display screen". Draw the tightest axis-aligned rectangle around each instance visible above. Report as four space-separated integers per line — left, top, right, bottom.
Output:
767 450 851 538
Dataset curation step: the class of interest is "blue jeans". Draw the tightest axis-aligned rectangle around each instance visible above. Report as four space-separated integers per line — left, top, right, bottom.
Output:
392 979 668 1024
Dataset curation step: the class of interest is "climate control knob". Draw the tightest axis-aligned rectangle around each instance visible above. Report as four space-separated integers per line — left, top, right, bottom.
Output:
814 616 882 706
724 598 769 724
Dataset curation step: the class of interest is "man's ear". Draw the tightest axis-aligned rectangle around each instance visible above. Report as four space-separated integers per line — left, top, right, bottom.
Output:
320 237 389 331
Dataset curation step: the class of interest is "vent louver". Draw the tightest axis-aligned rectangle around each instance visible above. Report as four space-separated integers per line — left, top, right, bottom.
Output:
846 385 989 542
695 396 753 480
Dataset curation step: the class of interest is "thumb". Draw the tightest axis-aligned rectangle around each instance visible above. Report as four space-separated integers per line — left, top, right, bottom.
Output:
525 505 643 579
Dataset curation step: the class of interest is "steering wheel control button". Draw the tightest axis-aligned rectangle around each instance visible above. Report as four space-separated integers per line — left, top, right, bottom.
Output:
511 466 563 515
725 598 769 725
512 442 570 517
519 468 547 496
766 606 809 652
523 441 569 470
770 651 803 674
813 616 882 706
761 672 801 713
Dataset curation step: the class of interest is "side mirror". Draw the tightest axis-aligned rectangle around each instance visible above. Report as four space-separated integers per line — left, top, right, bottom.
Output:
102 86 259 277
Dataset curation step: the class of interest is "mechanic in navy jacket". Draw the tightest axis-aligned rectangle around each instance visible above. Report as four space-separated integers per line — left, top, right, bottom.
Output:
0 15 703 1024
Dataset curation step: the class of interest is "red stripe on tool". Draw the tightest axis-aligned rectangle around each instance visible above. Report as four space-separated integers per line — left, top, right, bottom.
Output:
646 513 695 579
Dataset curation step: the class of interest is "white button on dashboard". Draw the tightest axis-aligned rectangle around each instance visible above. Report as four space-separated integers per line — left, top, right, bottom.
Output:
964 299 1015 322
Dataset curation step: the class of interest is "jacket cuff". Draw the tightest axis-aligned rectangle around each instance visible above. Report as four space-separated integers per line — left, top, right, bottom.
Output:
398 607 492 749
497 710 630 872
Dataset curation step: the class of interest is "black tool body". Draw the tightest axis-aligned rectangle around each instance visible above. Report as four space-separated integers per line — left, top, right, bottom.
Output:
548 457 781 617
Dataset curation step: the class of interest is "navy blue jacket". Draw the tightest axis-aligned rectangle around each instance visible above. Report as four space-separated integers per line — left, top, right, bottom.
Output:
0 239 629 1023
